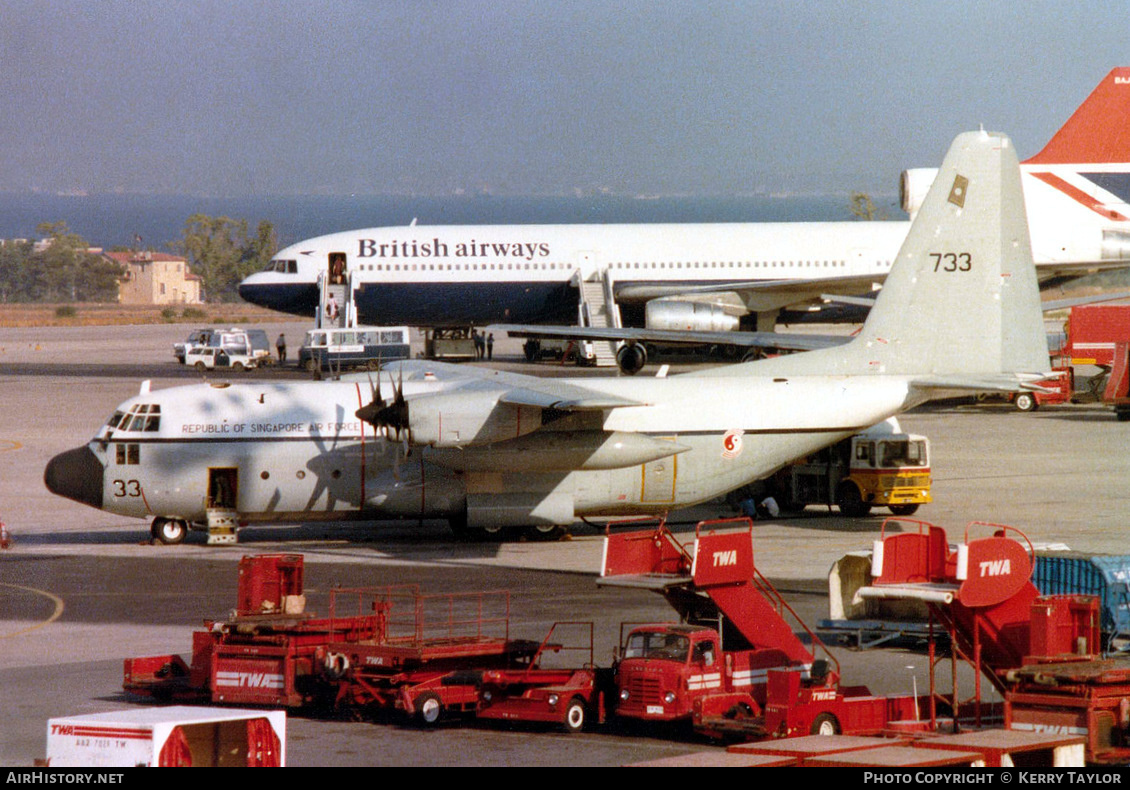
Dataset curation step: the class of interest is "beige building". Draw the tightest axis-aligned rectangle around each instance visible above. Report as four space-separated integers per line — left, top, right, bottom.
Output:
105 251 203 305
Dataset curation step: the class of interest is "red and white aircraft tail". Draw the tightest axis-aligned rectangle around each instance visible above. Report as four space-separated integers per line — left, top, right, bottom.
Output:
902 68 1130 268
1025 67 1130 167
1021 67 1130 230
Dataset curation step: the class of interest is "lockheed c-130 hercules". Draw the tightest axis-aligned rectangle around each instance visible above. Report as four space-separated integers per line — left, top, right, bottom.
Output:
46 130 1050 544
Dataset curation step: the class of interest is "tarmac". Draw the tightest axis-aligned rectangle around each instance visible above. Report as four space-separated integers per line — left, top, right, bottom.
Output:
2 321 1129 766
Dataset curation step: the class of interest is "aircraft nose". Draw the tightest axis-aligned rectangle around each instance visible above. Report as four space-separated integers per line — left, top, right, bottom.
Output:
237 279 259 306
44 445 104 509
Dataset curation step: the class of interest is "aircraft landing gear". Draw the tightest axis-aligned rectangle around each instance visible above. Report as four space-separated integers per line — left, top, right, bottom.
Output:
151 517 188 545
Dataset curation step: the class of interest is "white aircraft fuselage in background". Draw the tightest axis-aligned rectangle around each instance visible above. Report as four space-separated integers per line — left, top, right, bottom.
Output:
237 68 1130 330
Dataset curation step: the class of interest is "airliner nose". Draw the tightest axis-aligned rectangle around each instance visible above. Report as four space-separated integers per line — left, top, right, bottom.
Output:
237 277 263 307
44 446 104 509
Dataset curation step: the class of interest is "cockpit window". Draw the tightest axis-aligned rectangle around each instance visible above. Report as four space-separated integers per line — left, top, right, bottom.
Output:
265 259 298 274
120 404 161 433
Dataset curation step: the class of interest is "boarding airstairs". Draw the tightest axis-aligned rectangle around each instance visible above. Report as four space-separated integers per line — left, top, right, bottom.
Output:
577 268 621 367
316 272 355 330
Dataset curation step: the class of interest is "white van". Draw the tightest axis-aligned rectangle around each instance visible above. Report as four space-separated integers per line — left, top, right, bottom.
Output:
185 345 258 371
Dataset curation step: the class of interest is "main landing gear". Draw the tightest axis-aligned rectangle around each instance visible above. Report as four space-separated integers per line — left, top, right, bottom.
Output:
446 513 568 543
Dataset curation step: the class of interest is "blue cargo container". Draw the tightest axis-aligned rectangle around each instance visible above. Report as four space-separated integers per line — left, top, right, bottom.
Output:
1034 552 1130 648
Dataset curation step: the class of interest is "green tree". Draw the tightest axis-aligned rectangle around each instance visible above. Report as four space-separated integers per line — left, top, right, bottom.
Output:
175 214 277 302
32 222 121 302
849 192 887 221
0 238 33 302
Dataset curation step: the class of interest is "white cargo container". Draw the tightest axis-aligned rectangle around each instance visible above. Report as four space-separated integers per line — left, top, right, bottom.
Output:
45 706 285 767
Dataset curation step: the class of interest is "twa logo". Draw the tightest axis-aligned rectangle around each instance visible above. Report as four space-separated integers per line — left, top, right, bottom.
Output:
216 671 285 689
50 724 75 736
712 550 737 568
979 559 1011 577
811 690 837 702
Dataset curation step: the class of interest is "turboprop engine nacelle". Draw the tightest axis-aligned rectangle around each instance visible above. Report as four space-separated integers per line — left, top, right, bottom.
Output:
428 430 688 472
645 299 739 332
406 390 544 448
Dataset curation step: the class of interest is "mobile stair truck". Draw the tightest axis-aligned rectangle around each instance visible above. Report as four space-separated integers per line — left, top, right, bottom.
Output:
857 518 1130 764
593 518 921 739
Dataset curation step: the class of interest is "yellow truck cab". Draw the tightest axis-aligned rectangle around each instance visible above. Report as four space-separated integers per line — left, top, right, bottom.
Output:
738 418 931 518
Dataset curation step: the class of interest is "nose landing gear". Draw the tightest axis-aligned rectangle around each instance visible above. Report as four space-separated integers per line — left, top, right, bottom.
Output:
150 517 188 545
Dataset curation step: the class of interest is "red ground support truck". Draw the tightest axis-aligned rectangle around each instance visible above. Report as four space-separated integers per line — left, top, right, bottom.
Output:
1006 302 1130 413
859 518 1130 764
597 519 920 739
124 554 542 724
468 519 920 738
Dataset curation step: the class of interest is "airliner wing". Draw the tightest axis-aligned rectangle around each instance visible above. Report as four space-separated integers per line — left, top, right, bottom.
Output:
494 290 1130 360
490 323 848 352
614 273 885 304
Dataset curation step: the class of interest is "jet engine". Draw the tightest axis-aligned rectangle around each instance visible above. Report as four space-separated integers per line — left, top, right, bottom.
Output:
1103 230 1130 261
645 299 740 332
615 342 647 375
899 168 938 219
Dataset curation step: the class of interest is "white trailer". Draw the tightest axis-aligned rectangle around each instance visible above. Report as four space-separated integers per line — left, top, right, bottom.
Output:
45 706 285 767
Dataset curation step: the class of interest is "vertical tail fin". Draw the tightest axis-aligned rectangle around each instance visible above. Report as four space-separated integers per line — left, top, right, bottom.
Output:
735 131 1049 383
850 130 1048 379
1025 68 1130 165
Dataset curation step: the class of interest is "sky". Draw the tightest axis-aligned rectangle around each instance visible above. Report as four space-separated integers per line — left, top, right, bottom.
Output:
1 0 1125 198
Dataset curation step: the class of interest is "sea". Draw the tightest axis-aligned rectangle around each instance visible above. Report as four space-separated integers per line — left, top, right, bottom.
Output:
0 192 905 251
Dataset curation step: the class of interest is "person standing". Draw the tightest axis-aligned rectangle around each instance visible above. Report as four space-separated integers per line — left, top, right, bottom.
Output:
486 333 494 360
276 333 287 364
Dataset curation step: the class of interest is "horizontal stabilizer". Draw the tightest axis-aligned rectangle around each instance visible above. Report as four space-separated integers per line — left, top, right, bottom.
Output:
909 373 1058 394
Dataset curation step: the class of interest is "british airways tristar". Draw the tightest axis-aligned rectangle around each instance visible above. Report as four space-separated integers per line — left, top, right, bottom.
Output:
47 130 1049 544
238 69 1130 356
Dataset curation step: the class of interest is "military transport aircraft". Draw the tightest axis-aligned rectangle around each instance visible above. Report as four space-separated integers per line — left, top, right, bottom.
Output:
46 131 1050 544
237 69 1130 364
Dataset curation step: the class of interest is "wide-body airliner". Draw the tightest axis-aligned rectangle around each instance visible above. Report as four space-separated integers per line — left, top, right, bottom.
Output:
238 69 1130 334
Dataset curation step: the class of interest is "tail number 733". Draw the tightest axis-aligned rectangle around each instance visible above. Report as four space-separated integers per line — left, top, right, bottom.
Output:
931 252 972 272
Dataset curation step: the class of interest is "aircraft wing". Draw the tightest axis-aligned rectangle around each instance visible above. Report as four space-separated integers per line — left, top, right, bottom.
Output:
822 289 1130 313
380 359 646 410
490 323 848 352
354 359 649 450
612 273 886 304
493 291 1130 366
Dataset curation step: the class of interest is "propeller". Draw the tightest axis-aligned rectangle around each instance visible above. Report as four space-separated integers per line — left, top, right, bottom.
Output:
357 368 411 479
356 367 410 443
